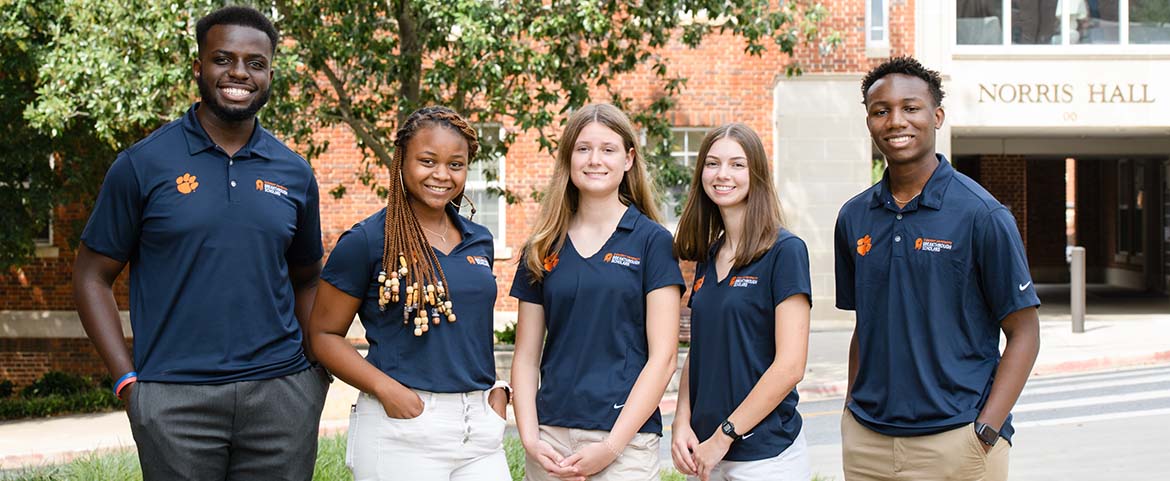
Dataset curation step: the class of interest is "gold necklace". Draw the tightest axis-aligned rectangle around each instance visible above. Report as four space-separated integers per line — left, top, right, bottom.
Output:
420 220 450 243
891 191 920 205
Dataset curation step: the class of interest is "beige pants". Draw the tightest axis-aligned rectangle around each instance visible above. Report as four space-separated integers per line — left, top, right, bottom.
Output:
524 425 660 481
841 411 1009 481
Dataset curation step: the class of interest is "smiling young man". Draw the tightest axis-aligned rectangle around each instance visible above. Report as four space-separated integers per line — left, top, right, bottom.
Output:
833 56 1041 480
72 6 328 480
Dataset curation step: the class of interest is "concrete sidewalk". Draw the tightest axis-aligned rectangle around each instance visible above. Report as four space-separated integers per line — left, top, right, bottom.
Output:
3 316 1169 469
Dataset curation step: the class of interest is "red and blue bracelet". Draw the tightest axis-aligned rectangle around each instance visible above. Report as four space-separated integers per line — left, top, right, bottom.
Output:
113 371 137 400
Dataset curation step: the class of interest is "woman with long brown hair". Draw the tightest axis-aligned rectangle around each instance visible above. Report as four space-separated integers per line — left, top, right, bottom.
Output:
308 106 511 481
510 103 683 480
670 124 812 480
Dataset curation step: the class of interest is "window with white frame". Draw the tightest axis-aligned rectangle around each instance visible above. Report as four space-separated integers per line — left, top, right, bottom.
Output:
466 125 509 257
662 127 711 229
956 0 1170 47
867 0 890 45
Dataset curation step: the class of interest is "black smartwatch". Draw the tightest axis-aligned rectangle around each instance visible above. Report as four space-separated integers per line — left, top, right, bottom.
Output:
720 420 743 441
974 422 999 447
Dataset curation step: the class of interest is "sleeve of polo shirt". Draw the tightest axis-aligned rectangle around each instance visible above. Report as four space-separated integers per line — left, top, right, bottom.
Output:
287 175 324 265
686 262 703 309
974 207 1041 322
833 212 857 311
319 227 372 299
642 228 685 294
509 253 543 304
771 237 813 308
80 153 143 263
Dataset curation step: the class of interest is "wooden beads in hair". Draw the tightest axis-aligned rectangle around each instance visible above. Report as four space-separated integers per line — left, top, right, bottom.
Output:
376 107 477 337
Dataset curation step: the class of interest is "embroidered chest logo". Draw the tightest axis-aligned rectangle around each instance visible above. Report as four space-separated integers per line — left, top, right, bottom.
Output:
543 252 560 271
856 235 872 256
915 237 954 253
175 173 199 194
466 255 491 268
692 276 705 293
256 179 289 197
729 276 759 288
603 252 641 267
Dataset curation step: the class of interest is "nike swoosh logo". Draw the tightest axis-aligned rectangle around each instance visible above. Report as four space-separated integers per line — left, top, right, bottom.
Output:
741 433 754 440
613 403 625 409
1018 281 1032 291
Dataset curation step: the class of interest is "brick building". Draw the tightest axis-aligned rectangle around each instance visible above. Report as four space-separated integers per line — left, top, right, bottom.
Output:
4 0 1169 388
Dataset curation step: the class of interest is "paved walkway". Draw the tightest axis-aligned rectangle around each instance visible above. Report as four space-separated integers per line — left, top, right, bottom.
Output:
3 312 1169 469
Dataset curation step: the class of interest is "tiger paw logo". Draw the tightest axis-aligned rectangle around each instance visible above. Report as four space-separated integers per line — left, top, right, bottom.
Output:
856 235 872 256
175 173 199 194
692 276 705 293
542 252 560 271
915 238 923 250
466 255 491 267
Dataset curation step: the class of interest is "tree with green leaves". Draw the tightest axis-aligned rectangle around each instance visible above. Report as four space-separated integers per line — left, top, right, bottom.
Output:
14 0 837 267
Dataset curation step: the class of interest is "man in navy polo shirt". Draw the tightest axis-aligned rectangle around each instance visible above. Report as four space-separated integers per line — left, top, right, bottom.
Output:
834 56 1041 481
73 6 328 480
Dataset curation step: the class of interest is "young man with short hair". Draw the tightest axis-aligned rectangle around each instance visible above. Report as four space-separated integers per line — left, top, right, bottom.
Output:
834 56 1041 480
73 6 328 480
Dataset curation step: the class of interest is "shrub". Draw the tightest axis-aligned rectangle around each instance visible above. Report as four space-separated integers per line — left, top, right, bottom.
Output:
21 371 94 398
0 379 14 398
494 322 517 345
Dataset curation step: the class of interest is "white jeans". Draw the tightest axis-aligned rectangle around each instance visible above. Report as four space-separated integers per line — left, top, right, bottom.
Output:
688 430 811 481
347 390 509 481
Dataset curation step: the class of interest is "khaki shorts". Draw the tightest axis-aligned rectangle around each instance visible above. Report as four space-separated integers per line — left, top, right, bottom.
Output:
524 425 660 481
841 410 1009 481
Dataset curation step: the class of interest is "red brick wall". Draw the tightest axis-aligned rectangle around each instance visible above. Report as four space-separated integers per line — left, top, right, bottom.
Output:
980 155 1028 245
1027 159 1069 279
0 338 127 389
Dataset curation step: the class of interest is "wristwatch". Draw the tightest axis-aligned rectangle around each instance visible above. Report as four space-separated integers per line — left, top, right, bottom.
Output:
974 422 999 447
720 419 743 441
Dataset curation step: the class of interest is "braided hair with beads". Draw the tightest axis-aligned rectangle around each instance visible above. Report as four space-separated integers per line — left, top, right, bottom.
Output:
376 106 480 337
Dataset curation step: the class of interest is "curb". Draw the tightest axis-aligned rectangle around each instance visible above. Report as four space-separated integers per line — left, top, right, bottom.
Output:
1031 350 1170 376
793 350 1170 403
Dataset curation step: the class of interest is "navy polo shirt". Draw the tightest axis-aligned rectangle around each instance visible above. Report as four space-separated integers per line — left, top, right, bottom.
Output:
510 205 684 434
81 103 323 384
687 230 811 461
834 155 1039 442
321 207 497 393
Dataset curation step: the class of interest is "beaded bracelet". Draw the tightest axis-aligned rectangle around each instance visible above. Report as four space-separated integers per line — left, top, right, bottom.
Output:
113 371 137 400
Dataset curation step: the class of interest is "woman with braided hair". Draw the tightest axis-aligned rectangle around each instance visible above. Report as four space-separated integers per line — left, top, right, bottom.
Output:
309 106 511 480
510 103 684 481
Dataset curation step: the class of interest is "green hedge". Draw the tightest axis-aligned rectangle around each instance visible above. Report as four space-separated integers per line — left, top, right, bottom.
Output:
0 371 121 420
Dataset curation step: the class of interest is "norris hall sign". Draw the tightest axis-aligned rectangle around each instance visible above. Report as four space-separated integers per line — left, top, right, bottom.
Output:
978 83 1157 104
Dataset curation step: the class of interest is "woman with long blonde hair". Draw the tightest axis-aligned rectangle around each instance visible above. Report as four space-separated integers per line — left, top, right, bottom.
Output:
670 124 812 480
510 104 683 480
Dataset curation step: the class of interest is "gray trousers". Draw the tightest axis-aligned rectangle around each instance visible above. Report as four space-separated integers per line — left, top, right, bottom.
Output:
128 366 330 481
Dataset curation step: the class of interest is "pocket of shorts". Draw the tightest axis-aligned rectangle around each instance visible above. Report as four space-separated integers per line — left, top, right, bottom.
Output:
345 407 358 470
484 390 508 424
967 423 990 459
386 391 429 421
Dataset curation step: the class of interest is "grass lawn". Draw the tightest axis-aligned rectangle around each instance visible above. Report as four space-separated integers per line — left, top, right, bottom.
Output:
2 435 713 481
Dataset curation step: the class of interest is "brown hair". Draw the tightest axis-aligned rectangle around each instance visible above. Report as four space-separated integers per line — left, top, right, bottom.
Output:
522 104 660 282
380 106 479 336
673 123 785 267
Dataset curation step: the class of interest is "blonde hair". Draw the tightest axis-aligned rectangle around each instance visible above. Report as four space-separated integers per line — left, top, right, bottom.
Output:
522 104 660 282
673 123 785 267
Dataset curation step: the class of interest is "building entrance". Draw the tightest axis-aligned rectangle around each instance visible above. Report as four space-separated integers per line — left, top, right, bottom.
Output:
952 136 1169 297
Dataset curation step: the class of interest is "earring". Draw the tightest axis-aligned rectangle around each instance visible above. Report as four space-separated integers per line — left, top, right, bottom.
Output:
450 193 477 222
